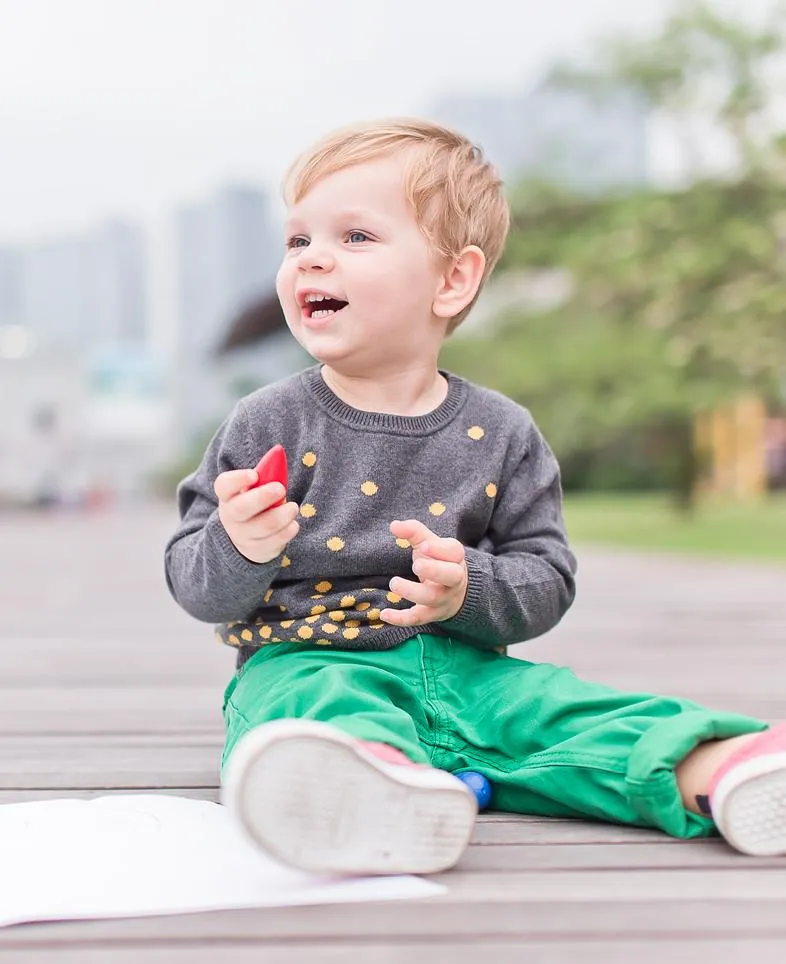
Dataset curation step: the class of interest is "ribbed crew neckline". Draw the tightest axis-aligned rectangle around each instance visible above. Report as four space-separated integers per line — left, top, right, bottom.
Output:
301 365 468 436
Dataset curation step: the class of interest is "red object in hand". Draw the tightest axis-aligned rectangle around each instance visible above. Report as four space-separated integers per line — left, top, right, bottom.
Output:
250 444 288 506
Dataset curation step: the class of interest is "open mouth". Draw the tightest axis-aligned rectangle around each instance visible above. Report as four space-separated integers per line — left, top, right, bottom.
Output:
302 293 349 319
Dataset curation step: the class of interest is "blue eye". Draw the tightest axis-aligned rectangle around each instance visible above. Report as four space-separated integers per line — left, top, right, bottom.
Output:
347 231 369 243
286 236 309 249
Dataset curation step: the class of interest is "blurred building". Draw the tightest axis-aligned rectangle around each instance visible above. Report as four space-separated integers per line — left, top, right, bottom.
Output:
0 245 23 326
88 221 148 344
0 219 165 504
1 220 148 350
431 77 649 193
0 345 83 506
0 339 173 507
174 184 284 443
176 185 277 360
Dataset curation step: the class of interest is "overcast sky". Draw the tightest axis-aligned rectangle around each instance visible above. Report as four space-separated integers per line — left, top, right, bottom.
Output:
0 0 778 243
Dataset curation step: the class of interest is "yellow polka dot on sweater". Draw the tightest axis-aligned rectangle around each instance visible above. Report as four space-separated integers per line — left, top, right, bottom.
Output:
342 627 360 640
315 638 331 646
302 451 317 467
281 555 291 567
259 626 272 639
305 615 320 624
328 611 346 622
264 589 273 603
310 604 327 616
386 592 402 603
395 538 411 549
429 502 446 516
279 605 287 612
297 626 314 640
366 608 381 621
360 481 379 496
326 537 345 552
280 619 294 629
300 503 317 518
467 426 485 440
344 620 361 628
340 595 356 608
322 623 338 634
370 622 384 630
228 634 240 646
240 628 253 642
315 581 333 593
486 483 498 498
356 602 371 611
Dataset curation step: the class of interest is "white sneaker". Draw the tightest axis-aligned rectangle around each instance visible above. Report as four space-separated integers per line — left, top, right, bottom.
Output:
709 723 786 856
221 718 477 876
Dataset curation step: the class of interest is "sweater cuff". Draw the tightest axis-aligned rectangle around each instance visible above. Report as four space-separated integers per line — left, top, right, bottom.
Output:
206 511 283 580
439 548 492 637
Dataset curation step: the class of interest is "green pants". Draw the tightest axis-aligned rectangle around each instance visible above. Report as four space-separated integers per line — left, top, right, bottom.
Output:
222 633 766 839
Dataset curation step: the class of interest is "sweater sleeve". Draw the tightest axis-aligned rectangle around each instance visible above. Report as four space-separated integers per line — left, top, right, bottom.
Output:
440 418 577 648
163 401 282 623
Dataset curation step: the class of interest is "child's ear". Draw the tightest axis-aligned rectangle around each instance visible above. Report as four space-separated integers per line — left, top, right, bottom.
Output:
432 246 486 320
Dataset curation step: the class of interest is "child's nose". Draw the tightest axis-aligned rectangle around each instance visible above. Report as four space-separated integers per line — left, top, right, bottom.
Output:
297 243 334 272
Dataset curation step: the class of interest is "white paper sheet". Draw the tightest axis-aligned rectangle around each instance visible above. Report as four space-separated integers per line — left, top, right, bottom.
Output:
0 794 444 927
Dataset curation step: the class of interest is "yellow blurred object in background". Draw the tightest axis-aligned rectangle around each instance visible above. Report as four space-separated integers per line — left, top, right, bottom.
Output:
695 395 767 501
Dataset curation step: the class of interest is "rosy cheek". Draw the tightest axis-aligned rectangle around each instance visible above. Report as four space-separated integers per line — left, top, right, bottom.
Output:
275 266 294 303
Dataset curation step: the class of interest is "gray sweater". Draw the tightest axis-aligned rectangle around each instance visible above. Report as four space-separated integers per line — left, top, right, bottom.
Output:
164 366 577 664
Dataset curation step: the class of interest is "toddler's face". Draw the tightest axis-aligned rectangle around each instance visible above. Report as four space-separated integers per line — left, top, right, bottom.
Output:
276 154 447 373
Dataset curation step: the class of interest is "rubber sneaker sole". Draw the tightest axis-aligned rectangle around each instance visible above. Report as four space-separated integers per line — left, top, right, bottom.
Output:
221 719 478 876
711 751 786 856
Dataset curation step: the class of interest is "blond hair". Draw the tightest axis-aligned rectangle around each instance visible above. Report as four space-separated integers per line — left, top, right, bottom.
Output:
283 118 510 331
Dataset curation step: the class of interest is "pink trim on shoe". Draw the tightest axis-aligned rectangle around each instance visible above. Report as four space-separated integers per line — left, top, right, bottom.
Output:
358 741 422 766
709 722 786 855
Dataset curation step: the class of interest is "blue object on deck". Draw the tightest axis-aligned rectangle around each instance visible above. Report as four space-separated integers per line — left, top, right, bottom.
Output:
456 770 492 810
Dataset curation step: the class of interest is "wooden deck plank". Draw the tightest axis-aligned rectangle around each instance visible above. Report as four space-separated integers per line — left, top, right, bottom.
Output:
0 639 228 684
456 840 786 871
0 788 222 804
3 941 786 964
0 744 217 788
4 892 786 945
0 688 224 735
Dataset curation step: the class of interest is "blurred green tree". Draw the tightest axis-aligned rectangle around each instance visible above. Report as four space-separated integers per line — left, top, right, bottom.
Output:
442 1 786 509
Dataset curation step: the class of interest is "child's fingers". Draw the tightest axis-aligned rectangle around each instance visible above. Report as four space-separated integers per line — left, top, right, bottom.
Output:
224 485 290 523
389 575 445 608
214 469 258 502
245 515 300 546
411 556 465 587
379 603 433 628
391 521 465 566
418 537 465 565
389 518 436 549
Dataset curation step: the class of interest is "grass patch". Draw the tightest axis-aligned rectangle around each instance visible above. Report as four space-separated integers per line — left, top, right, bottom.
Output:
562 492 786 562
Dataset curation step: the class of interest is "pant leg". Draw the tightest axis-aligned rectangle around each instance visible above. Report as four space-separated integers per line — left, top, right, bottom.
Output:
418 634 767 840
221 639 435 774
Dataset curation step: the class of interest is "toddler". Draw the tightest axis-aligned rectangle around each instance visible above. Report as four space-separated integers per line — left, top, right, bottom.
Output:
165 119 785 875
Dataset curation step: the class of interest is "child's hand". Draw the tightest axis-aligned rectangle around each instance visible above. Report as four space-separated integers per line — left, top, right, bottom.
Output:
381 519 469 627
215 469 300 564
